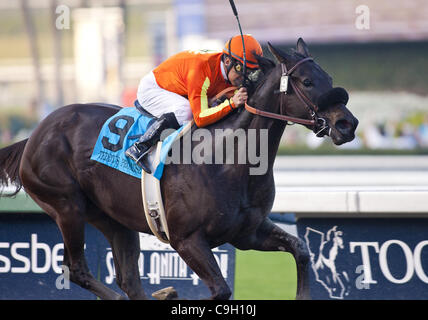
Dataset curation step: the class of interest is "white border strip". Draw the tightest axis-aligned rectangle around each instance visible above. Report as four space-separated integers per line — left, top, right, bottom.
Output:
273 187 428 214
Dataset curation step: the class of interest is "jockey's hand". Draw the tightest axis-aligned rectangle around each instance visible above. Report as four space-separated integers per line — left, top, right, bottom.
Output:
231 87 248 108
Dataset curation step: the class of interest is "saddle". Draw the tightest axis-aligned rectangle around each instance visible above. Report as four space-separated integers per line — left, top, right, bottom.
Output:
91 101 192 243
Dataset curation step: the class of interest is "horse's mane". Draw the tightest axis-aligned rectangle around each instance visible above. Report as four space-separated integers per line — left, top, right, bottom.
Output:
246 59 274 98
247 72 268 98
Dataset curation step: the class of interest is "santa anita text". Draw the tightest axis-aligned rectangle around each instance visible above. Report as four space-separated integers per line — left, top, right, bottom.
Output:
160 128 268 176
170 304 256 317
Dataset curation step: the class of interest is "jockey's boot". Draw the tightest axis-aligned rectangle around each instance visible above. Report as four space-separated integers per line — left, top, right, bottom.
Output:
125 113 179 174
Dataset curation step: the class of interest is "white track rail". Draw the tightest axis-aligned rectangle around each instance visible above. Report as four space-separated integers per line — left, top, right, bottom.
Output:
272 155 428 216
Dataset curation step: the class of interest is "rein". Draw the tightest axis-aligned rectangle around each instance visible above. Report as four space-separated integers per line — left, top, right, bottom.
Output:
213 57 329 135
246 57 326 133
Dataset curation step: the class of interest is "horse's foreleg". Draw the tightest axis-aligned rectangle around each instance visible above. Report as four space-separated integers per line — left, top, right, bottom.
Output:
233 219 311 300
171 232 231 300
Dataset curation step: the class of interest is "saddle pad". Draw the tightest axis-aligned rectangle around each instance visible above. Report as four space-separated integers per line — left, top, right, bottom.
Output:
90 107 185 180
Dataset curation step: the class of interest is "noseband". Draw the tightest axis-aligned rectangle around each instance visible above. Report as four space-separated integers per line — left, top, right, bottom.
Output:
244 57 329 136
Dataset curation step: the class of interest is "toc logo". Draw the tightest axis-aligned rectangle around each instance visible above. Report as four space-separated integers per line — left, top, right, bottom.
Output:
301 220 428 299
350 240 428 285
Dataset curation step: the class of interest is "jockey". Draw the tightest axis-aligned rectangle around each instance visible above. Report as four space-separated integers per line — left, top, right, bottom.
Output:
126 34 263 173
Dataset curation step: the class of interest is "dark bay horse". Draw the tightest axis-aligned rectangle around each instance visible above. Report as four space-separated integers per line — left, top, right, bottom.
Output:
0 39 358 300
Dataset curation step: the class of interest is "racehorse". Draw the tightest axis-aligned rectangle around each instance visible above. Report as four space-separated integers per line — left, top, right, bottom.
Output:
0 39 358 300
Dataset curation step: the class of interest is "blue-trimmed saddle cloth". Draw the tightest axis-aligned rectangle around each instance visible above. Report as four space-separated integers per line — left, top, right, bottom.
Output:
91 106 185 180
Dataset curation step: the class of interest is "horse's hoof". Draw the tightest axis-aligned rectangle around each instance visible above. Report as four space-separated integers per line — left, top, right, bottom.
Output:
152 286 178 300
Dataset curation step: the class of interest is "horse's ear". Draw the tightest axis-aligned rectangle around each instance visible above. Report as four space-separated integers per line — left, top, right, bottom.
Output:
267 42 292 64
296 37 310 57
255 54 275 74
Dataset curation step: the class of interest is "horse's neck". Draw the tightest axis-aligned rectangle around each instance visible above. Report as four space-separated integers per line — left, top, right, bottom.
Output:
230 97 287 171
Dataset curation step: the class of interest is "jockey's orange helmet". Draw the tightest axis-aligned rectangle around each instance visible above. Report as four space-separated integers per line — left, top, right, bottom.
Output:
222 34 263 69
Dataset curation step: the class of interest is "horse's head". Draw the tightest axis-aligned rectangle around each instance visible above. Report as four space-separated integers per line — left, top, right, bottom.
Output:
251 38 358 145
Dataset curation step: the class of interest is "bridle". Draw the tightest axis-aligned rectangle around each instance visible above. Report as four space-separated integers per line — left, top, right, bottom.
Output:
244 57 329 136
211 57 331 136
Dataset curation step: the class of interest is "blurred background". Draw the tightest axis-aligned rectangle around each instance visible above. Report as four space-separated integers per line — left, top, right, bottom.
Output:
0 0 427 300
0 0 427 154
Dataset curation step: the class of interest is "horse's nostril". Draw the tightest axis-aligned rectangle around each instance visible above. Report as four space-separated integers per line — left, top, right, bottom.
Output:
335 119 353 134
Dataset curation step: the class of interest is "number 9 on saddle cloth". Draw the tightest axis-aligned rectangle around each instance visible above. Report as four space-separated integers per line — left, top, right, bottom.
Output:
90 101 183 179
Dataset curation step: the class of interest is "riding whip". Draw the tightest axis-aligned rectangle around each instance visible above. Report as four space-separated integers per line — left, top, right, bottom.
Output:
228 0 247 87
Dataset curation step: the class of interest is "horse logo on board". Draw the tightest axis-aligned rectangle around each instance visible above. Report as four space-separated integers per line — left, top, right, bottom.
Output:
304 226 351 299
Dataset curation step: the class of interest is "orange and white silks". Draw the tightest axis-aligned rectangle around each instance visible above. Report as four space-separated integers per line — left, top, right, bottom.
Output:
148 50 236 127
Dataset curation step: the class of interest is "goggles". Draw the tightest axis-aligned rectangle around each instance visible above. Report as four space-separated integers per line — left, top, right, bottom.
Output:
233 62 260 82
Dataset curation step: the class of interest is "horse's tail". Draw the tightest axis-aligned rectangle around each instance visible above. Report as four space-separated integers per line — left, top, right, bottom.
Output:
0 139 28 197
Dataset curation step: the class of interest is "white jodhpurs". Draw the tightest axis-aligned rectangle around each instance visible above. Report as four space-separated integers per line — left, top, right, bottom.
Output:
137 71 193 126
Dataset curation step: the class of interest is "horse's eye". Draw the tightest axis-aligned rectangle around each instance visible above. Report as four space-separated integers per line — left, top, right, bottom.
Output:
303 79 312 87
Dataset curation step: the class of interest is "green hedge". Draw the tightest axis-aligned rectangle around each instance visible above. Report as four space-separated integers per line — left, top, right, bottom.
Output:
274 41 428 94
